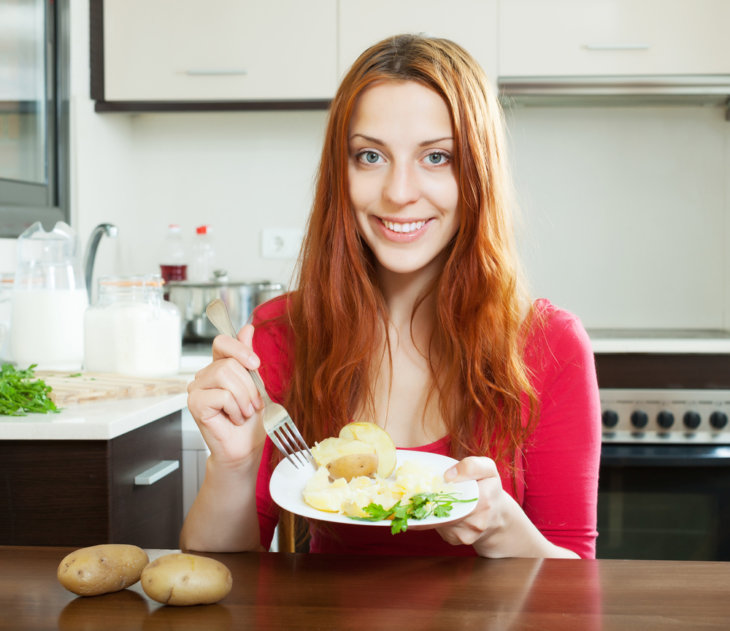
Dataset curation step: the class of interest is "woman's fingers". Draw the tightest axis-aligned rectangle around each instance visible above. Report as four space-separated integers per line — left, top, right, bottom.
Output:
211 327 260 370
444 456 499 483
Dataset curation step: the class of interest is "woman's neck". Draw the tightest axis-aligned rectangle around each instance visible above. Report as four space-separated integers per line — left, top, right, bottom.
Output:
376 255 444 334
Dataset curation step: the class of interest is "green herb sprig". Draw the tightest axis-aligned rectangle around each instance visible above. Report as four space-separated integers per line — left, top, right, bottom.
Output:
0 363 59 416
351 492 477 535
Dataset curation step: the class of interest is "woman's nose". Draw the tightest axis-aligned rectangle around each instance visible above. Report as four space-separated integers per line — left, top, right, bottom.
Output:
383 162 419 206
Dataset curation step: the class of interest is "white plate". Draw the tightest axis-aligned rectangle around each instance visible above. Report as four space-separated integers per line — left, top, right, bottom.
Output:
269 450 479 529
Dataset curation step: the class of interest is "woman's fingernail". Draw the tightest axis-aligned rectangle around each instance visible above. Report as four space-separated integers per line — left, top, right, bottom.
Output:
444 466 457 481
245 403 255 416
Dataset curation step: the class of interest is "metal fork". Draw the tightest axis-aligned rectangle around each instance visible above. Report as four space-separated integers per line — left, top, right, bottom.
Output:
205 298 313 468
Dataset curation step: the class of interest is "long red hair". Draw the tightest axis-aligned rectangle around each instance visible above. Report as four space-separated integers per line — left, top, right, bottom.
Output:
280 34 538 465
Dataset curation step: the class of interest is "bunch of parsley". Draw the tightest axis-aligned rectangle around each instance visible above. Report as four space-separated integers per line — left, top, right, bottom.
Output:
352 492 476 534
0 363 59 416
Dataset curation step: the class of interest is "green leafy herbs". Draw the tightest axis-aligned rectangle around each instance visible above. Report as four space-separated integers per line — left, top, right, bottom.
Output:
351 492 477 535
0 363 59 416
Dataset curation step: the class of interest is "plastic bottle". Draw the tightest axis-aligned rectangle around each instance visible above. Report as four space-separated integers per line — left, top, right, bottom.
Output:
159 224 187 285
190 224 217 282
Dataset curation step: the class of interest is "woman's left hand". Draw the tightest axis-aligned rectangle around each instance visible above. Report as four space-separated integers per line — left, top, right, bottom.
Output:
434 456 511 554
435 456 578 558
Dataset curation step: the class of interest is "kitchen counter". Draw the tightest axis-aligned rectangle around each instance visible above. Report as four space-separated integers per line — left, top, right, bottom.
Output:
0 392 188 440
0 349 211 441
3 546 730 630
589 328 730 354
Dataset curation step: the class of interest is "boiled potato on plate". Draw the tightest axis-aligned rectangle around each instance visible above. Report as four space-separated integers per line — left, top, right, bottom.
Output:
311 421 397 480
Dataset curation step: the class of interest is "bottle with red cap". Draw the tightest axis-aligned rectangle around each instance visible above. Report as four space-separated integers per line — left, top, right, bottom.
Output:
190 224 217 282
160 224 187 285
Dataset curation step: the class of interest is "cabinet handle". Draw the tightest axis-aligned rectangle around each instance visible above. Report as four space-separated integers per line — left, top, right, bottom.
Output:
134 460 180 486
583 43 651 51
183 69 248 76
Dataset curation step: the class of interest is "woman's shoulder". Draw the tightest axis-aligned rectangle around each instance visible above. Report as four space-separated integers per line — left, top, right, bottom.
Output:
524 298 593 365
253 292 290 323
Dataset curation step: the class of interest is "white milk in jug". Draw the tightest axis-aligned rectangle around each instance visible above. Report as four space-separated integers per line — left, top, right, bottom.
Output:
10 288 88 370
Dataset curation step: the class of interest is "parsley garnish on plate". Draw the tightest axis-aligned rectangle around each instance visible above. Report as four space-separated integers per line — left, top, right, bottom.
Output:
351 491 477 535
0 363 59 416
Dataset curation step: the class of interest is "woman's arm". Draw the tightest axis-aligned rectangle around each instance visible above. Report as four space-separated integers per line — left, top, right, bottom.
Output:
437 457 579 558
437 306 601 558
179 326 269 552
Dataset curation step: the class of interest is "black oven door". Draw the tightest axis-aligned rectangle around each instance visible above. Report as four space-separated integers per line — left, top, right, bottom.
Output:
597 444 730 561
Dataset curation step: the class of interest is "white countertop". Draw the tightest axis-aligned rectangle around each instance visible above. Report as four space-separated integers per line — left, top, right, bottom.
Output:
0 392 189 440
589 329 730 354
0 350 212 442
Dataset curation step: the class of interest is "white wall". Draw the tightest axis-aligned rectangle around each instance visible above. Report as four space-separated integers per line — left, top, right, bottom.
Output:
2 0 729 333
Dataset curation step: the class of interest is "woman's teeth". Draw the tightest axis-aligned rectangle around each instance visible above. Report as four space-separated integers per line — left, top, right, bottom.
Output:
382 219 426 234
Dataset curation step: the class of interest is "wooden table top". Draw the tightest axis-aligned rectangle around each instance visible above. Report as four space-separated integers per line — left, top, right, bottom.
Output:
2 546 730 630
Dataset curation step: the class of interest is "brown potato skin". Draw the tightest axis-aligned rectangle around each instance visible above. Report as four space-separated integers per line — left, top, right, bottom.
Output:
326 453 378 481
57 544 149 596
141 553 232 606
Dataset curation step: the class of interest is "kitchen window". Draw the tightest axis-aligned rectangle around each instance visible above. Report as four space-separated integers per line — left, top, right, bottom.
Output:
0 0 69 238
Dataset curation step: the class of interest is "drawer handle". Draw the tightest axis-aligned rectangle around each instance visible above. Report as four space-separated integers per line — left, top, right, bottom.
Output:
584 43 651 51
134 460 180 486
183 69 248 76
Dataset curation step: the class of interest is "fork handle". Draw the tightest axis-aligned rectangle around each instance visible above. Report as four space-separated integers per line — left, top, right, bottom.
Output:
206 298 273 403
248 368 272 405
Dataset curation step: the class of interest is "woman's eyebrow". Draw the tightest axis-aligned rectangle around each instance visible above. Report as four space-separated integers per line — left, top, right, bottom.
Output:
349 133 383 144
349 133 453 146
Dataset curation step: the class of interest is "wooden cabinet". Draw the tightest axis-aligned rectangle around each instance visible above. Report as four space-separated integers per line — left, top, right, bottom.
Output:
499 0 730 76
92 0 337 108
338 0 498 86
0 412 182 548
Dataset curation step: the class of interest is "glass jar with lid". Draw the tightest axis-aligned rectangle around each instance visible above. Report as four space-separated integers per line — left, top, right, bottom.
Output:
84 274 181 376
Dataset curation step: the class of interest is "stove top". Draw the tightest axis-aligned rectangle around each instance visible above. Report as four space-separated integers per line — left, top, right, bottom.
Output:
600 388 730 444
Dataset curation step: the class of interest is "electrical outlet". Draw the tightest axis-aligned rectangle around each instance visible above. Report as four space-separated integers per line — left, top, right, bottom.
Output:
261 228 303 259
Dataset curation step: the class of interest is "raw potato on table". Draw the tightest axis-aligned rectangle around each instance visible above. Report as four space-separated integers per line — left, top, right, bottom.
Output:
57 544 149 596
141 552 233 606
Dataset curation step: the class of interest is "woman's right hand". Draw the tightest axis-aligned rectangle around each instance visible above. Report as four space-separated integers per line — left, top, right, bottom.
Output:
186 324 268 467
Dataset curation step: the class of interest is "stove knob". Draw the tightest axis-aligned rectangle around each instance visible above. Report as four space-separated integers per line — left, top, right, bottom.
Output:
657 410 674 429
602 410 619 428
631 410 649 429
683 411 701 430
710 411 728 430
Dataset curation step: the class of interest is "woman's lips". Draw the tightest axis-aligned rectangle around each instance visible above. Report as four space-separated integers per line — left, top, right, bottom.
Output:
376 217 430 242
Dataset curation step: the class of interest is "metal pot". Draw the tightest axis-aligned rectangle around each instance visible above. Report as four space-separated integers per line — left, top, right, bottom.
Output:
166 273 284 342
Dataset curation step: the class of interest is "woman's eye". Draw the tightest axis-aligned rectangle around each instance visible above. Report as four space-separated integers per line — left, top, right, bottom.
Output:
426 151 449 165
357 150 381 164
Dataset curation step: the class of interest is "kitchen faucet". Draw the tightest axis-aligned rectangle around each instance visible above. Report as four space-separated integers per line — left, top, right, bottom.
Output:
83 223 118 297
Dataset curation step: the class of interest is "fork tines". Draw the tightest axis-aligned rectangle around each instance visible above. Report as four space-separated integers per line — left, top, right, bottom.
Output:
273 420 313 468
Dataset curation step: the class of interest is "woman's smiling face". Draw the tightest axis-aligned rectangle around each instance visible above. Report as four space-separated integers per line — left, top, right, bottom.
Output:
348 80 460 279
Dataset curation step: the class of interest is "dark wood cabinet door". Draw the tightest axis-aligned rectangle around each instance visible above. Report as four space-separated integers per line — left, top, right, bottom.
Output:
0 412 182 548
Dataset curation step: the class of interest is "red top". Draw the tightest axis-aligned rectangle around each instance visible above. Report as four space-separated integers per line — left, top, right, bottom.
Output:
253 296 601 558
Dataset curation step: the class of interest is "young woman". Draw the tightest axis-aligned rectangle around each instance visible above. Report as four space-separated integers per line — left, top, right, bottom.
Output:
180 34 601 559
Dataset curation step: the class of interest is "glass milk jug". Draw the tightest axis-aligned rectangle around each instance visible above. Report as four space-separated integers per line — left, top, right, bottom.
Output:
84 274 181 376
10 221 88 370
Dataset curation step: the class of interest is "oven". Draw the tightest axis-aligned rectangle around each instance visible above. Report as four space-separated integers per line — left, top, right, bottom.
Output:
595 352 730 561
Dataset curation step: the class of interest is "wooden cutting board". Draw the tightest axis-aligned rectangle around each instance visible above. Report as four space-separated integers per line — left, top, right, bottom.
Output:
35 371 189 406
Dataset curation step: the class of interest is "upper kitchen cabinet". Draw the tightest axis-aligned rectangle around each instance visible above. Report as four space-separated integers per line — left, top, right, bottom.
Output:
91 0 337 110
499 0 730 77
338 0 498 86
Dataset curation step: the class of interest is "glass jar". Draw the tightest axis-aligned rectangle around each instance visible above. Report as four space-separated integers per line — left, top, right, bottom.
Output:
11 221 87 370
84 274 181 377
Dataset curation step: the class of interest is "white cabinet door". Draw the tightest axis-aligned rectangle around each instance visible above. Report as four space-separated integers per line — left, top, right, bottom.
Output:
103 0 337 101
500 0 730 76
338 0 498 86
